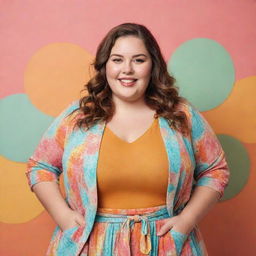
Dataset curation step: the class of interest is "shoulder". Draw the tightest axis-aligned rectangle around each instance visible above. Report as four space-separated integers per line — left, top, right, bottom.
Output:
61 100 80 117
175 100 209 135
175 99 195 122
59 100 82 121
48 100 81 132
179 101 217 140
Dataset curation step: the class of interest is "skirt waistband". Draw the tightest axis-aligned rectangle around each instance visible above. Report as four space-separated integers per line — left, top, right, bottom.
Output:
95 205 169 223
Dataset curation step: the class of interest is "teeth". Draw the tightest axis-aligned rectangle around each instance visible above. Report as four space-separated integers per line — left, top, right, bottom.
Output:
120 79 136 82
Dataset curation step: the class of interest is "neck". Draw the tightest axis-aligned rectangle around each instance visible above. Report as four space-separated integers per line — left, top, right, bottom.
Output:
112 96 150 116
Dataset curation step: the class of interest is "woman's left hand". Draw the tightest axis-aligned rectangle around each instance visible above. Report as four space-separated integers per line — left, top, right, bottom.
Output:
157 214 195 236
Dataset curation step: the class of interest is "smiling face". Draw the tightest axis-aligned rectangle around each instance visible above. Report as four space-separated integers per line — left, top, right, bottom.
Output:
106 36 152 104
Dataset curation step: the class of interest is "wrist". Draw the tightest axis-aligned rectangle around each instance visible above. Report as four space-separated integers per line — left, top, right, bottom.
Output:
178 212 197 229
171 214 196 235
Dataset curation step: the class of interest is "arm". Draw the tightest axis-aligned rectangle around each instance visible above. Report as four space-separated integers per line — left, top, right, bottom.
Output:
189 104 230 202
32 181 77 230
174 186 220 234
158 104 230 236
26 102 84 230
26 104 72 192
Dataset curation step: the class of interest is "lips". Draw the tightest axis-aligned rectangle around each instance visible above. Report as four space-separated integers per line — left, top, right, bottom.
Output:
118 78 137 87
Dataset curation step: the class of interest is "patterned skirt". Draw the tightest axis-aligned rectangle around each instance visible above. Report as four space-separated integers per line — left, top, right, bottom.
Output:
79 205 207 255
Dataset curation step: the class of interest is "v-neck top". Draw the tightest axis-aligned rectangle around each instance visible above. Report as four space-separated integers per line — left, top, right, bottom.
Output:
96 117 169 208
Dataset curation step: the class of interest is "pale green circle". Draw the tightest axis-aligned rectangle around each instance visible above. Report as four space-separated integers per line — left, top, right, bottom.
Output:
0 94 54 162
168 38 235 111
217 134 250 201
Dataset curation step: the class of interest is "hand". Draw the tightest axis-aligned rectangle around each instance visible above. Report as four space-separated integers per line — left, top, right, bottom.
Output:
57 208 85 232
157 214 195 236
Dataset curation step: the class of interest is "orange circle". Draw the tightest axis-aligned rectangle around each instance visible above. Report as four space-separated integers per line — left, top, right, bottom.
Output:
203 76 256 143
24 43 94 116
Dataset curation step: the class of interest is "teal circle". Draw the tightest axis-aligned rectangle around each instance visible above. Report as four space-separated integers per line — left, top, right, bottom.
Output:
217 134 250 201
168 38 235 111
0 94 54 162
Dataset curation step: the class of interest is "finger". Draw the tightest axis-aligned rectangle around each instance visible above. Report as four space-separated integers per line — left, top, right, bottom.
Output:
157 221 173 236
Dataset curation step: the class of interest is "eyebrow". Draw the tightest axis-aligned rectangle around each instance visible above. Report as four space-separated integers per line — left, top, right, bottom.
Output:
110 54 148 58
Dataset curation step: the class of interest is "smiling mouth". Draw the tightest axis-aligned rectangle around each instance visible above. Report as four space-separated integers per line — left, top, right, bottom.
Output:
118 79 137 87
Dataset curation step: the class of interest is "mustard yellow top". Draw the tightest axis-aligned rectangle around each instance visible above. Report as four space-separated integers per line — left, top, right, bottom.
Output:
97 117 169 209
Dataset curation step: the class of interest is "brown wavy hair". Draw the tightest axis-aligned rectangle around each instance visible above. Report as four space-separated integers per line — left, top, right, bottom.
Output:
73 22 190 136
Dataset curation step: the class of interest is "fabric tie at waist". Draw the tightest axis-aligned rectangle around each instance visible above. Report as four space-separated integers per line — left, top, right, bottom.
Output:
95 205 170 255
122 214 151 254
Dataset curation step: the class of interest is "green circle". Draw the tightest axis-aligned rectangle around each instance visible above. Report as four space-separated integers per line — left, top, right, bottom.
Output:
217 134 250 201
0 94 54 162
168 38 235 111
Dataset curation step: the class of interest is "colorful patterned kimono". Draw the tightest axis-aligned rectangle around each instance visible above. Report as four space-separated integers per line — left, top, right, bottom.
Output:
26 101 230 256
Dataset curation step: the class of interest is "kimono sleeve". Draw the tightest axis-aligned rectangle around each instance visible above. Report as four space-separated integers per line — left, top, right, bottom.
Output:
189 104 230 201
25 101 79 192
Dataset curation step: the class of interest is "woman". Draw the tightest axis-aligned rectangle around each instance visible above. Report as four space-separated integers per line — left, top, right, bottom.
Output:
26 23 230 256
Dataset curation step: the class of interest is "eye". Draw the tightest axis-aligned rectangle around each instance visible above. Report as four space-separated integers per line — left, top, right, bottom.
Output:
112 58 122 63
134 58 145 63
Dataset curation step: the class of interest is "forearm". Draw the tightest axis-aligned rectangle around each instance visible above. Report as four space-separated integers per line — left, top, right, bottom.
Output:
32 181 71 226
179 186 220 227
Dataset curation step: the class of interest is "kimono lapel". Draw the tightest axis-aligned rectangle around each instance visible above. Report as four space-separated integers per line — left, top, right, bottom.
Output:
77 121 106 245
158 117 181 216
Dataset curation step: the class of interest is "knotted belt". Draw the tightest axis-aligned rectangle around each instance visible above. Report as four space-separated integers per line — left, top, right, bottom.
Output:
121 214 152 254
95 206 170 255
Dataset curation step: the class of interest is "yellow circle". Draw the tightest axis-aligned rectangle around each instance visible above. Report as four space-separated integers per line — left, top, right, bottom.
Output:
0 156 44 223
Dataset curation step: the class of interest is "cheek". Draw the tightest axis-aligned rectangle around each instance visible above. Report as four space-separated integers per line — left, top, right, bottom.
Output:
139 62 152 79
106 64 119 78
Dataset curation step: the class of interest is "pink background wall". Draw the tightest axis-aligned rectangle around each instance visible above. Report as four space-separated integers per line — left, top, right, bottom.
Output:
1 1 255 255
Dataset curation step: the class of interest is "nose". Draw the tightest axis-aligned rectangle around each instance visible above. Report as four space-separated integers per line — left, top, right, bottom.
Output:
122 60 134 74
